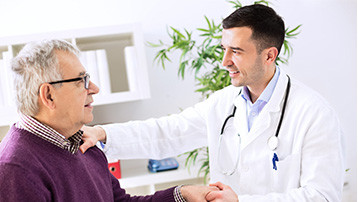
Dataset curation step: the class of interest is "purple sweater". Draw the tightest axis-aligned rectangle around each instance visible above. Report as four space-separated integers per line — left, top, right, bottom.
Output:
0 125 176 202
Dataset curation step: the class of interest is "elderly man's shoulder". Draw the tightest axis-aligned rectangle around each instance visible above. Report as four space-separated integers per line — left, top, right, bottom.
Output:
0 125 110 183
0 125 107 165
0 126 48 168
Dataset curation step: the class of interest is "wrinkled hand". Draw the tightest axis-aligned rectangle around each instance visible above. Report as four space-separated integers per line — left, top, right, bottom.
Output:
79 125 106 153
206 182 238 202
181 185 219 202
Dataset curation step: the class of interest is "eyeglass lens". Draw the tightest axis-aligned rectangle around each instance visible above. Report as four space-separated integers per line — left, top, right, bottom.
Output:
84 74 90 89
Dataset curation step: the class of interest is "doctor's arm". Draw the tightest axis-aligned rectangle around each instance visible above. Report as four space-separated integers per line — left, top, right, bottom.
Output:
80 98 211 159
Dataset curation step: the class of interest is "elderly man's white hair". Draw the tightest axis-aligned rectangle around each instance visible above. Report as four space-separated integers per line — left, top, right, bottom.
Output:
11 39 80 116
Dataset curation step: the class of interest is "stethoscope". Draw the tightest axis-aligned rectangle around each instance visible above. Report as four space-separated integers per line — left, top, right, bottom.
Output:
218 75 291 175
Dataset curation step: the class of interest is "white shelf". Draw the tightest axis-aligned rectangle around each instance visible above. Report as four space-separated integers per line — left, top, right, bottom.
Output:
118 157 203 189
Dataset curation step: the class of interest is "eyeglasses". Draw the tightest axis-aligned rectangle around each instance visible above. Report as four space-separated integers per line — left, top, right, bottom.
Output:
49 73 90 89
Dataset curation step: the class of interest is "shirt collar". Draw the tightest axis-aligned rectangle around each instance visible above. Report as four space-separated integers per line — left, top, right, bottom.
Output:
16 114 83 154
241 66 281 104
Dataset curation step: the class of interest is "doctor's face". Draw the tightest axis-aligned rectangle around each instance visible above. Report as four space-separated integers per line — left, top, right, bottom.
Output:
221 27 266 88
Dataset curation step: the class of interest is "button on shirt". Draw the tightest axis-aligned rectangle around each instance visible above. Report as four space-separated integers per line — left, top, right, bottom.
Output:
241 67 280 132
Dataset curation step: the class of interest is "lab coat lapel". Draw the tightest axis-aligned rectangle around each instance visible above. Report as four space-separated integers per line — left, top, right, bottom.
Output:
243 110 273 149
240 69 289 150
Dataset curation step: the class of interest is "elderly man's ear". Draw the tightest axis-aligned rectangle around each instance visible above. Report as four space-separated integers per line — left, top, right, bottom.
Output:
38 83 56 110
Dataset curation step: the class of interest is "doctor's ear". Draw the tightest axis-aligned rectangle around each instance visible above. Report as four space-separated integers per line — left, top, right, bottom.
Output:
265 47 279 65
38 83 56 110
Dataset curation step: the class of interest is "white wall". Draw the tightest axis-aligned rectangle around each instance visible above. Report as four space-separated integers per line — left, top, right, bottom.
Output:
0 0 356 200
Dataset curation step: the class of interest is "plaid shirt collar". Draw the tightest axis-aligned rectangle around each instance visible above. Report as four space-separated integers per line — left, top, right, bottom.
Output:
16 114 83 154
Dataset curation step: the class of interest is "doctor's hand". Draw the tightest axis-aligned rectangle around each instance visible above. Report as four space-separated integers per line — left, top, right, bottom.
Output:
79 125 106 153
206 182 238 202
180 185 219 202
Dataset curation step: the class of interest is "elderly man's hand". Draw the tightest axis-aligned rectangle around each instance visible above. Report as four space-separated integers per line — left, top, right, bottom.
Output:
181 185 219 202
80 125 106 153
206 182 238 202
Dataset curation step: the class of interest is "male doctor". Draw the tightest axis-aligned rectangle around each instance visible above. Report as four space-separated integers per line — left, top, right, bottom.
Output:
81 4 344 202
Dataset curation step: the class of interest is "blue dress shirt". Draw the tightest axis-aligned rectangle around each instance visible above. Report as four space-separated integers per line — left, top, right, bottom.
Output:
241 67 280 132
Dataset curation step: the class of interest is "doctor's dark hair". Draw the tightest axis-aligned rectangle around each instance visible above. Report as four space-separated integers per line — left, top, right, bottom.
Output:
222 4 285 55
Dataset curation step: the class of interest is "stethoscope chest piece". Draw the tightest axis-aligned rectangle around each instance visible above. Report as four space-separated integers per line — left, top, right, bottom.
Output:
268 136 279 151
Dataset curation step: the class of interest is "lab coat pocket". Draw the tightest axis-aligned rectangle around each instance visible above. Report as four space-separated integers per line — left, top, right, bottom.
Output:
271 153 300 192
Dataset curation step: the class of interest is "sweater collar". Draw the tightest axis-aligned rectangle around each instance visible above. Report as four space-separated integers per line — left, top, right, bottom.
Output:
16 114 83 154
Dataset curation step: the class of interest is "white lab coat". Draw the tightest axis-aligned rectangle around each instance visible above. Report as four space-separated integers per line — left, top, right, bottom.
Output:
102 69 345 202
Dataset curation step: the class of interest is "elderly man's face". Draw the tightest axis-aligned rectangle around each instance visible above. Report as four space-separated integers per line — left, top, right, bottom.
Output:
53 50 99 129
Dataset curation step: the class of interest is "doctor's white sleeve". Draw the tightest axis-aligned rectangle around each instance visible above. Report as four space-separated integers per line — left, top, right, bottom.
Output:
100 101 210 160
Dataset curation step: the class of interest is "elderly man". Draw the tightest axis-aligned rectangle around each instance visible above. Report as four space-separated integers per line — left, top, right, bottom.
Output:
0 39 215 201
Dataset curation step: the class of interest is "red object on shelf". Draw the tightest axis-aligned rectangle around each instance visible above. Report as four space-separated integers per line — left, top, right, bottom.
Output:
108 160 121 179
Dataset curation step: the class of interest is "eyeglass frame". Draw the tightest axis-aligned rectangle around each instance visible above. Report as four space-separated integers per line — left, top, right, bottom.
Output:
48 73 90 90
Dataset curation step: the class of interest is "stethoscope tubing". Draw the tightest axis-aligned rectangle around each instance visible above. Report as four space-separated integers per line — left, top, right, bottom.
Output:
274 75 291 138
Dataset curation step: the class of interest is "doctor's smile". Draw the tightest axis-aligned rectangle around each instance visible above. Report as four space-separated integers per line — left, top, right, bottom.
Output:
227 69 241 77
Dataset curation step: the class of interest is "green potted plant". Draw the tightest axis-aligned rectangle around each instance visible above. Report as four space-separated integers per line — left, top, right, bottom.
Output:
148 0 301 183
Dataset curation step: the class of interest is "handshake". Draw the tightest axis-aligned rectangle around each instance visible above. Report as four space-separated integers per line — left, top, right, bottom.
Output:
181 182 238 202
